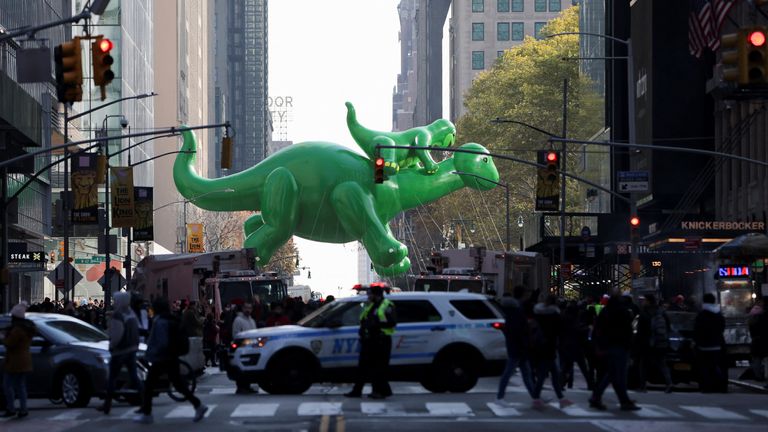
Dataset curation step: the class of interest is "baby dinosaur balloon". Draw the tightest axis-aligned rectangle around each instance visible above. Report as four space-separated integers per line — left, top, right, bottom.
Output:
346 101 456 175
173 115 497 276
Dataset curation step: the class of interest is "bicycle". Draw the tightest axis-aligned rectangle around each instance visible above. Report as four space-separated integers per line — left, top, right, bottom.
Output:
137 357 198 402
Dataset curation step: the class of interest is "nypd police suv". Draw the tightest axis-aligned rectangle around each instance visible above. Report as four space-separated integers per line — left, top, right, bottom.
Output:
225 292 507 394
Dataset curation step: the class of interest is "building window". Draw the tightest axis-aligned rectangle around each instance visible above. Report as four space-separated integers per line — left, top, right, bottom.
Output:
535 0 547 12
511 0 524 11
497 0 509 12
472 0 484 12
497 50 505 58
534 22 546 39
472 51 485 70
512 22 524 40
497 22 510 41
549 0 561 11
472 23 485 41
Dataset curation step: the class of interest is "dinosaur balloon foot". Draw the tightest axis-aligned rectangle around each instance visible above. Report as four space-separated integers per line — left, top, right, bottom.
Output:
374 257 411 277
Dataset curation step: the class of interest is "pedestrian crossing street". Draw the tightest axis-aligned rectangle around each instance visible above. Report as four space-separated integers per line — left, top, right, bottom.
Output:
4 402 768 423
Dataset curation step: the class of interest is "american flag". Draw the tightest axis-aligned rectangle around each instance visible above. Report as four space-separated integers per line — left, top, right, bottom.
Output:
689 0 738 57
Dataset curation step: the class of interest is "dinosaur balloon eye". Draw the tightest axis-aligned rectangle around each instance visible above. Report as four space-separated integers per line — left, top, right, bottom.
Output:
483 157 489 163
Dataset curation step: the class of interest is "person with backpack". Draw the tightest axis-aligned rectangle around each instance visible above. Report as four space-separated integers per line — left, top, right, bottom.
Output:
134 297 207 424
529 295 572 410
495 287 534 404
694 293 727 393
98 292 143 414
638 294 673 393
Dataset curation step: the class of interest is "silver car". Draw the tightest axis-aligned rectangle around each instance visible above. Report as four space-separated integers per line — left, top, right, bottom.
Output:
0 313 142 407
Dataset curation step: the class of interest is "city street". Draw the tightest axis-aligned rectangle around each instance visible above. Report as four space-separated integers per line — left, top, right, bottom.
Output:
1 369 765 432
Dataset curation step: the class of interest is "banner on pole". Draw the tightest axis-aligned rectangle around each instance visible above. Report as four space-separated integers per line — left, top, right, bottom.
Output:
187 223 204 253
71 152 99 224
110 167 135 227
133 187 154 241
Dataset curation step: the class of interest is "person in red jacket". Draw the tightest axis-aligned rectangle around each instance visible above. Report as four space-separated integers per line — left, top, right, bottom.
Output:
265 303 292 327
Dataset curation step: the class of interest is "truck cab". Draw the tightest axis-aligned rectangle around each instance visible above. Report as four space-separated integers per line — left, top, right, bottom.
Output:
206 271 289 318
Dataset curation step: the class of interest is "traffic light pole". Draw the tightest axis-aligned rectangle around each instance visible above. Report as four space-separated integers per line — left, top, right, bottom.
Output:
559 79 568 297
62 105 70 304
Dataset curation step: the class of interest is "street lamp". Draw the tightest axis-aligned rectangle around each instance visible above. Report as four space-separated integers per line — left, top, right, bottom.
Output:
451 171 510 251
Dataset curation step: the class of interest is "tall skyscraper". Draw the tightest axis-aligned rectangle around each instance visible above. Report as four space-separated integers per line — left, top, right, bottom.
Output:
226 0 269 173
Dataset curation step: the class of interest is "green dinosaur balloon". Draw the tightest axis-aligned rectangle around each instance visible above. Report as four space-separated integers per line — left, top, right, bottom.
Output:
173 128 498 276
346 101 456 175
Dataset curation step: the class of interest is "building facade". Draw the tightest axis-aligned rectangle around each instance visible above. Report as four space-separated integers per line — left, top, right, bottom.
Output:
0 0 68 308
450 0 572 121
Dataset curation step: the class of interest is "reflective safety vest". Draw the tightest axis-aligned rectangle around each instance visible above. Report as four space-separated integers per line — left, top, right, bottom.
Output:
360 298 395 336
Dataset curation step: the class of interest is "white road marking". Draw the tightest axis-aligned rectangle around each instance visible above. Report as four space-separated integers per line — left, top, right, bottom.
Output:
297 402 343 416
487 402 522 416
680 406 748 420
119 408 139 419
209 387 236 395
164 404 216 419
749 409 768 418
425 402 474 416
50 410 83 420
360 402 408 416
633 404 682 418
549 403 613 417
230 403 279 417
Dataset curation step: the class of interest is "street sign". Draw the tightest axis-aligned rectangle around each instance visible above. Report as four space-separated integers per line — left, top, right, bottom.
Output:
98 270 126 292
618 171 650 192
46 261 83 288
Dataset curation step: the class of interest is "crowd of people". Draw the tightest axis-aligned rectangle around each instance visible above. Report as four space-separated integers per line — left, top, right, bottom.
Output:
494 289 768 412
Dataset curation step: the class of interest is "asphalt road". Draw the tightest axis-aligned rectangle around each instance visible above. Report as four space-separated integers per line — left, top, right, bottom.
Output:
1 368 766 432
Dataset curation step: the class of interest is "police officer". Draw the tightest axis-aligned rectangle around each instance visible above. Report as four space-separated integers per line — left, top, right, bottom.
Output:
345 285 396 399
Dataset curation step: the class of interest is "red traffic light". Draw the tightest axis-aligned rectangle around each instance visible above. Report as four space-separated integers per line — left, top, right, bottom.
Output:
546 151 558 163
375 157 385 167
99 38 114 53
749 31 766 47
630 216 640 227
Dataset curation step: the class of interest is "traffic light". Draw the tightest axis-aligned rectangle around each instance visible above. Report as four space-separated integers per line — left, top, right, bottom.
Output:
543 150 560 182
58 241 65 261
92 36 115 100
54 37 83 104
721 27 768 85
374 157 386 184
629 216 640 241
221 135 232 170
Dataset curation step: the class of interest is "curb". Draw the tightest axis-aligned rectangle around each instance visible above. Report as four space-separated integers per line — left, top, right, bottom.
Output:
729 378 768 393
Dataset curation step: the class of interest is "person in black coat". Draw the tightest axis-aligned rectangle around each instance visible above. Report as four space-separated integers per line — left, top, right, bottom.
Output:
560 301 594 390
529 295 572 409
495 287 535 403
748 298 767 382
588 294 641 411
694 292 727 393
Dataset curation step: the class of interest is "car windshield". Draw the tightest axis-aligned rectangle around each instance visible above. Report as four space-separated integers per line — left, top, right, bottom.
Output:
41 320 108 343
299 301 363 328
414 279 448 292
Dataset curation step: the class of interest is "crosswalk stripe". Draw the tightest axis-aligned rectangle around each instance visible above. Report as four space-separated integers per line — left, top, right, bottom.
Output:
633 404 682 418
119 408 138 419
297 402 343 416
749 409 768 418
425 402 473 416
50 410 84 420
231 403 279 417
549 403 612 417
487 402 522 416
164 404 217 419
680 406 748 420
360 402 408 416
209 387 236 395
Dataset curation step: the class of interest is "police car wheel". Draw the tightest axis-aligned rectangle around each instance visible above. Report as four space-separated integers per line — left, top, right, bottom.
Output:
265 351 316 395
433 348 480 393
420 376 448 393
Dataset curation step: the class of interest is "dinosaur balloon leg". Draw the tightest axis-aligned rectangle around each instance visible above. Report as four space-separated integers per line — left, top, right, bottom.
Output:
243 167 299 264
331 181 409 268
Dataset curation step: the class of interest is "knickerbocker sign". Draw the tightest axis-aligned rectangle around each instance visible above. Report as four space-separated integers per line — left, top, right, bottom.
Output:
681 221 765 231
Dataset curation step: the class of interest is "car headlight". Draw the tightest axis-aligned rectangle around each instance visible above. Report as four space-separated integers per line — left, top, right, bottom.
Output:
236 337 269 348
